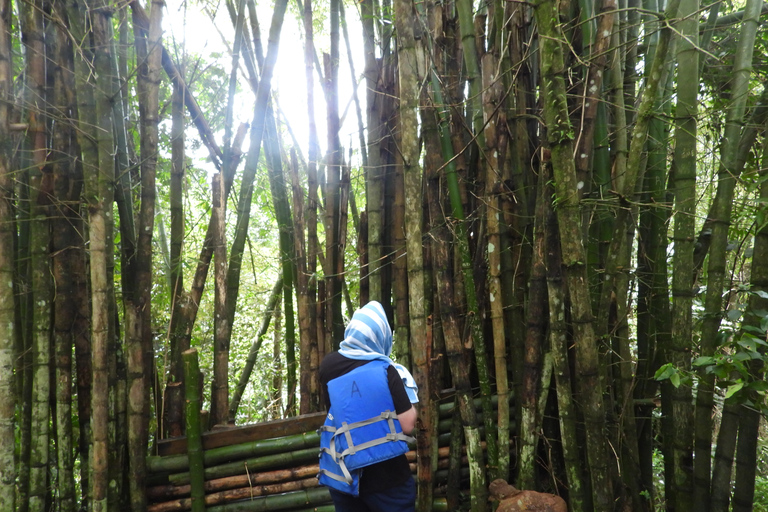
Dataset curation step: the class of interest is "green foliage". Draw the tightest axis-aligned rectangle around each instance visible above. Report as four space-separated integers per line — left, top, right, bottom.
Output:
182 50 230 138
656 289 768 412
690 306 768 409
654 362 688 389
651 448 667 510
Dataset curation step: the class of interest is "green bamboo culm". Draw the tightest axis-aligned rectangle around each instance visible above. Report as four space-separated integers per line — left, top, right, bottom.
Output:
420 0 498 478
427 66 498 484
532 0 615 507
152 394 500 474
168 447 319 486
148 429 319 475
183 349 206 512
206 487 330 512
204 487 450 512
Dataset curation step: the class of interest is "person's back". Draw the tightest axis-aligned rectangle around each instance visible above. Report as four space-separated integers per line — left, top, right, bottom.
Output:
317 301 418 512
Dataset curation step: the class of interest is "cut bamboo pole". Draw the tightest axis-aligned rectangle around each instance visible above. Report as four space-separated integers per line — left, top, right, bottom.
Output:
151 393 510 473
182 349 205 512
168 447 319 486
205 487 330 512
147 393 516 510
158 412 325 457
155 393 507 462
158 479 456 512
147 464 320 500
148 431 320 474
149 442 486 511
147 477 319 512
288 500 448 512
148 445 471 504
151 397 514 487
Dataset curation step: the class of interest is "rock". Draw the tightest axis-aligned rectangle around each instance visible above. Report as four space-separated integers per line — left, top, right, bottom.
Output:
489 479 568 512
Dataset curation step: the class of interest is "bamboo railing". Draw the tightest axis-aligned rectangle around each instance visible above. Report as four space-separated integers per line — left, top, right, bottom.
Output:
147 383 511 512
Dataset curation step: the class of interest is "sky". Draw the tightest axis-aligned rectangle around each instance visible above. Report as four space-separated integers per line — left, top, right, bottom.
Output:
163 0 366 173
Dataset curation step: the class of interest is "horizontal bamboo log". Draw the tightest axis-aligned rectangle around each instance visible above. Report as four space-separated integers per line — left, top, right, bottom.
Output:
149 449 452 505
145 393 514 512
409 456 469 472
201 486 451 512
148 476 320 512
151 431 512 495
285 507 335 512
152 417 513 488
150 442 483 511
149 431 320 474
287 498 448 512
151 394 512 478
157 411 327 457
436 394 499 418
147 463 320 500
168 447 320 486
156 392 511 458
204 486 331 512
150 451 452 505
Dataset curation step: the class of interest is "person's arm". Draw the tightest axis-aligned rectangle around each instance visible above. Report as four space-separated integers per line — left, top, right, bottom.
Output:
398 405 417 434
386 365 417 433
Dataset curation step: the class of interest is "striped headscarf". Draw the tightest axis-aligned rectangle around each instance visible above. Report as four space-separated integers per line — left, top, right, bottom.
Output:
338 301 419 403
339 301 393 360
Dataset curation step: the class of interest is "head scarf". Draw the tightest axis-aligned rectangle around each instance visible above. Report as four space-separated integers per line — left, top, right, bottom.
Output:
338 301 419 403
339 301 393 360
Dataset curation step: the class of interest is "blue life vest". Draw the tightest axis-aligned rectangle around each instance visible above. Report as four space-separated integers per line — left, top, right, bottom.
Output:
318 360 414 495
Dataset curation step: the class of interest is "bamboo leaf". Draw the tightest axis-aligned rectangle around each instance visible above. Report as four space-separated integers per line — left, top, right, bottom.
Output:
724 382 743 399
693 357 714 367
654 363 676 381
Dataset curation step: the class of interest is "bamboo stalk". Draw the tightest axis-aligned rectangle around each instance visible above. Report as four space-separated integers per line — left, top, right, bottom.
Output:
282 507 335 512
153 421 515 487
149 431 321 474
288 499 449 512
151 449 473 511
148 393 515 505
148 477 319 512
152 460 468 512
148 465 320 501
153 393 509 474
205 487 331 512
168 447 319 486
183 349 205 512
446 397 464 510
150 436 496 498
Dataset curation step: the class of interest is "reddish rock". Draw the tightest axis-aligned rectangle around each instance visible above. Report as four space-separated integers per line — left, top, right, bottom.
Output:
489 479 567 512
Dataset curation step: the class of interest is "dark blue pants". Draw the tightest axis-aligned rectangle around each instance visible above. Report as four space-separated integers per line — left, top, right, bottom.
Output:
329 476 416 512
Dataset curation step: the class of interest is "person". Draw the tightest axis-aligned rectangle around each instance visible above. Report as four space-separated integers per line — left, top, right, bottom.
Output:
318 301 419 512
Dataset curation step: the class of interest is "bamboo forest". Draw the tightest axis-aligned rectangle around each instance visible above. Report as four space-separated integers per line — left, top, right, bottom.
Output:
1 0 768 508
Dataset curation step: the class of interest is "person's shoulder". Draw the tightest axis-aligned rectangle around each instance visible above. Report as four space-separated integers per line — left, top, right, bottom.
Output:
320 352 363 383
321 351 343 364
319 351 343 383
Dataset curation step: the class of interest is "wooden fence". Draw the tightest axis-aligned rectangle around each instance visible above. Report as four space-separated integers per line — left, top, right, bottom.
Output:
147 359 510 512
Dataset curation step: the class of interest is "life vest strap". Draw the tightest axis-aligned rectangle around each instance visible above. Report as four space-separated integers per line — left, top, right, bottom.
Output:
318 461 355 484
319 410 416 463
